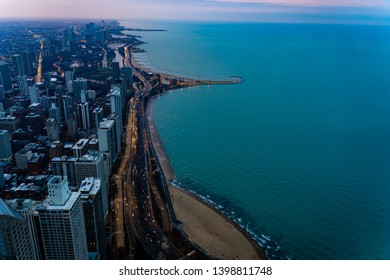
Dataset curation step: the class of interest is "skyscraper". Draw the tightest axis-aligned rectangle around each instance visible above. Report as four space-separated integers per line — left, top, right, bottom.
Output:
73 78 87 100
92 107 103 131
75 151 108 215
109 89 122 155
43 72 51 89
20 48 34 75
29 85 41 104
49 103 61 125
7 199 45 259
0 61 12 91
0 166 5 189
79 177 106 259
98 118 117 165
78 102 91 130
0 85 4 100
112 60 120 80
62 95 74 122
0 130 12 161
65 71 73 85
46 118 60 141
17 75 29 96
121 66 133 96
0 198 37 259
51 156 78 189
12 54 26 76
37 176 88 260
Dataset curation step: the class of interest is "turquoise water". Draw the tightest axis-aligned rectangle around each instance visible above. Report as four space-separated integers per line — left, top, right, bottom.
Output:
125 21 390 259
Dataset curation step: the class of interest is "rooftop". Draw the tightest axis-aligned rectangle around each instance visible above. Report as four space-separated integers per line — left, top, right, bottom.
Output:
52 156 77 162
38 191 79 211
99 118 114 129
0 198 25 221
72 139 89 150
80 177 101 197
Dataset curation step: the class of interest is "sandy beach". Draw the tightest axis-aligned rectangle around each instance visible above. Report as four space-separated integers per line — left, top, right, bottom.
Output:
147 98 266 260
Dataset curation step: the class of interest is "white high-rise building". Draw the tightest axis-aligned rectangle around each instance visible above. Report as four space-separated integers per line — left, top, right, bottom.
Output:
98 118 117 165
37 176 88 260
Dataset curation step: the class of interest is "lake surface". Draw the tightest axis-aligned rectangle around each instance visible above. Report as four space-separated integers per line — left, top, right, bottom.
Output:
124 21 390 259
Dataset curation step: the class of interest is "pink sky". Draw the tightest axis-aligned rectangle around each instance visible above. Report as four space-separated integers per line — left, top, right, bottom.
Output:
0 0 390 23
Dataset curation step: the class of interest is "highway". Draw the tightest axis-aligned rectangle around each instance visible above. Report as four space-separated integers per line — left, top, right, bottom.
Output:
35 40 44 83
109 45 211 259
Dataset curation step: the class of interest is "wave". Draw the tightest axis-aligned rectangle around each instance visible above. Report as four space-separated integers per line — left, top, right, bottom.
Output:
171 177 292 259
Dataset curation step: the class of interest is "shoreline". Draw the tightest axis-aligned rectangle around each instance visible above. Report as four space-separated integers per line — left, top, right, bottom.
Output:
146 94 266 260
131 52 243 85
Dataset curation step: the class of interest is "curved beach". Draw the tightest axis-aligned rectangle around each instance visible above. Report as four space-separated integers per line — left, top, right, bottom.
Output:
146 97 266 260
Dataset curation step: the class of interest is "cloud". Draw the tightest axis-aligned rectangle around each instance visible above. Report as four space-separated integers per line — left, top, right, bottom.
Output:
208 0 390 8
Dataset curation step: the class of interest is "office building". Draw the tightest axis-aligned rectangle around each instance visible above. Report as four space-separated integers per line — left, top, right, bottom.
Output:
62 95 74 122
72 138 89 158
15 149 33 170
98 118 117 165
92 107 103 131
0 198 37 259
46 118 60 141
17 75 29 96
0 61 12 91
121 66 133 96
12 54 26 76
0 85 4 100
29 85 40 104
51 156 78 189
7 199 45 259
65 71 73 85
0 115 21 133
73 78 87 100
78 102 91 130
49 103 61 125
112 60 120 79
109 89 122 155
75 151 107 215
79 177 106 259
37 176 88 260
43 72 51 89
0 166 5 189
0 130 12 161
20 48 34 75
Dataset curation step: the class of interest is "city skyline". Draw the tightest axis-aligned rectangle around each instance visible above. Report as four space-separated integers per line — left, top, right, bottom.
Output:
1 0 390 24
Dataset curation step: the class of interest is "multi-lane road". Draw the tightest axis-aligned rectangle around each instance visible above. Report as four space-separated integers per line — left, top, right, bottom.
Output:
110 45 212 259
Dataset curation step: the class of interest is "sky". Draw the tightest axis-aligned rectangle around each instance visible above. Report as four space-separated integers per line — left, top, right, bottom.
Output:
1 0 390 24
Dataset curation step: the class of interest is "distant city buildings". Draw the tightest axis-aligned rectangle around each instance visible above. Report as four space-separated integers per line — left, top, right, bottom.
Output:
0 19 135 260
